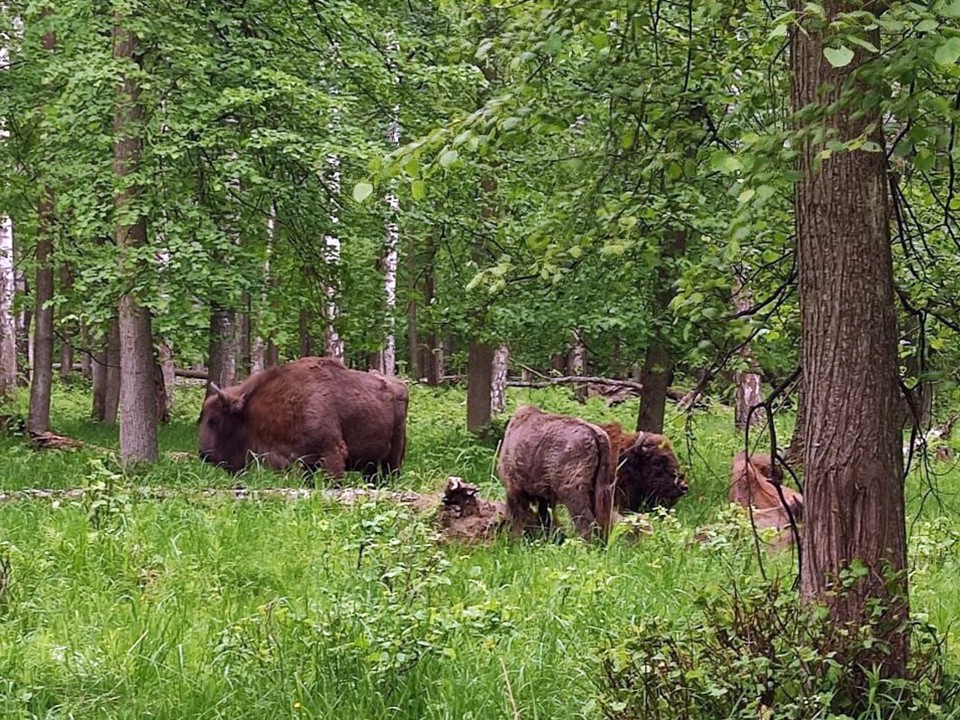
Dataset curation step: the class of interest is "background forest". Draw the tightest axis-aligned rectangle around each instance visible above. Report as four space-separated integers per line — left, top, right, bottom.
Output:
2 1 960 718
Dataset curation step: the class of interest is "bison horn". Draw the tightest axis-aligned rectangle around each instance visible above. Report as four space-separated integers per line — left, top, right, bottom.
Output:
210 382 230 408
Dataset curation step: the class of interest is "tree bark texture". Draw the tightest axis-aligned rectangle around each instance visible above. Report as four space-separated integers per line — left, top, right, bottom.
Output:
208 306 239 394
467 342 494 433
157 339 175 413
568 329 587 403
57 264 74 379
27 191 54 434
103 319 121 424
792 0 908 677
0 215 17 400
113 15 158 463
490 344 509 415
91 339 107 421
636 230 686 433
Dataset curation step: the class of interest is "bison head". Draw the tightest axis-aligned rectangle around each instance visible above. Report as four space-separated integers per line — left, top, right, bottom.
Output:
616 432 689 511
198 383 249 473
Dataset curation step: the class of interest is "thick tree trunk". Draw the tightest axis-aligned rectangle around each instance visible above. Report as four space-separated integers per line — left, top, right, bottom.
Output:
27 191 54 434
792 1 908 679
490 344 508 415
113 15 157 463
636 230 685 434
103 319 121 424
0 215 16 400
636 341 672 434
467 342 494 433
208 306 238 394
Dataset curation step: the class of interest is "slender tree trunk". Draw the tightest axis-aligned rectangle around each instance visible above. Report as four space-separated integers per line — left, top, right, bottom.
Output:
265 339 279 368
298 307 312 358
323 84 344 360
91 337 107 421
467 341 494 433
113 13 157 463
57 264 73 380
733 273 763 429
16 261 29 384
26 17 56 434
79 325 92 380
208 306 238 393
792 0 908 679
157 339 175 413
251 204 275 374
237 292 251 380
0 215 15 400
568 329 587 402
420 235 441 386
490 344 508 415
377 34 401 377
636 230 686 433
27 198 54 434
103 319 120 424
406 234 420 380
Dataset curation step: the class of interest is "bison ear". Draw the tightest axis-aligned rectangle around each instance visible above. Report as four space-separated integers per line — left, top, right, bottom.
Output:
210 382 246 414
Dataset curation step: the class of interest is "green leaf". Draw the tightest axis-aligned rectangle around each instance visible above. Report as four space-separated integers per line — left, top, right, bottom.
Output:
402 155 419 177
411 180 425 200
823 45 855 67
846 36 878 54
353 182 373 203
934 37 960 65
502 117 521 131
941 0 960 17
438 149 459 168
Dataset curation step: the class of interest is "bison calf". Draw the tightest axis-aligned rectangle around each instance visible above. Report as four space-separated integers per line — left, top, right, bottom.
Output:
729 452 803 527
198 357 408 480
498 405 615 541
599 422 688 511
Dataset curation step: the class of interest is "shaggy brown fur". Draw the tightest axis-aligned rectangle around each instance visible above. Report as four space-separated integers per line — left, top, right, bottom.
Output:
729 452 803 528
198 357 408 479
498 405 615 541
598 422 689 511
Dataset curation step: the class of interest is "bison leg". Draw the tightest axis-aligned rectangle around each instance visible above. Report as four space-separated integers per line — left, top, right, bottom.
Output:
561 493 601 541
505 487 542 537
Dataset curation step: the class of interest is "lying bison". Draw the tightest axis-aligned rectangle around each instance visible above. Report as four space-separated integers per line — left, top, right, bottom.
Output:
598 422 689 511
730 452 803 527
199 357 408 479
498 405 615 541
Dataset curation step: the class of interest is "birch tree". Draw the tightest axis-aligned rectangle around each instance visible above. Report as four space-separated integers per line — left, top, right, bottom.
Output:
0 6 15 399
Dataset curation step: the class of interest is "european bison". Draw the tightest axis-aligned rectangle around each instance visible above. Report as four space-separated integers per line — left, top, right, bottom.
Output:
498 405 615 541
198 357 408 479
729 452 803 528
598 422 689 511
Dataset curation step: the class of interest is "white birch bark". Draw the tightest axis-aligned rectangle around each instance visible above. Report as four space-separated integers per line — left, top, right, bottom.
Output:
323 72 344 360
490 344 509 414
251 203 274 374
0 6 17 396
377 35 401 376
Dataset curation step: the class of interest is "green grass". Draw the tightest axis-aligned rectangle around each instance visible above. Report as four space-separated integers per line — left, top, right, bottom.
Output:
0 379 958 718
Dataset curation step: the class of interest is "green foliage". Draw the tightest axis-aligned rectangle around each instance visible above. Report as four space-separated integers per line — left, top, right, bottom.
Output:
597 578 958 720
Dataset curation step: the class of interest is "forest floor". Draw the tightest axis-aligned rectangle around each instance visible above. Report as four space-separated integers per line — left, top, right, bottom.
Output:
0 380 958 719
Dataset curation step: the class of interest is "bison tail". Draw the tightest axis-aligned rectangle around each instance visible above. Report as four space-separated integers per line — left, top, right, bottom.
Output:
592 428 616 540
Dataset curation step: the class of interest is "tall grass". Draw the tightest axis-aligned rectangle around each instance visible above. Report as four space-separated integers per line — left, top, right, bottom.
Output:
0 379 957 718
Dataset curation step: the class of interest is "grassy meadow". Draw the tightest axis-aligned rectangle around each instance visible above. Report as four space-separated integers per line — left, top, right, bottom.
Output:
0 380 958 719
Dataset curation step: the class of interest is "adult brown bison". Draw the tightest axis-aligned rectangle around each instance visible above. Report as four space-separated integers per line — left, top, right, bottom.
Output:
198 357 408 479
730 452 803 526
498 405 615 541
598 422 689 511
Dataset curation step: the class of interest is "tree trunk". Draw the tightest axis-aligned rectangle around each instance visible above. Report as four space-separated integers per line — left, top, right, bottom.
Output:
636 230 686 434
420 235 441 386
265 338 279 368
323 100 344 361
103 319 120 424
91 337 107 421
157 339 175 413
80 325 92 380
0 215 16 400
637 341 672 434
26 16 56 433
27 191 55 434
467 342 494 433
406 234 420 380
733 275 763 430
298 306 312 358
113 13 158 463
57 264 74 380
237 293 251 381
490 344 509 415
568 329 587 403
792 0 908 679
208 305 239 394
